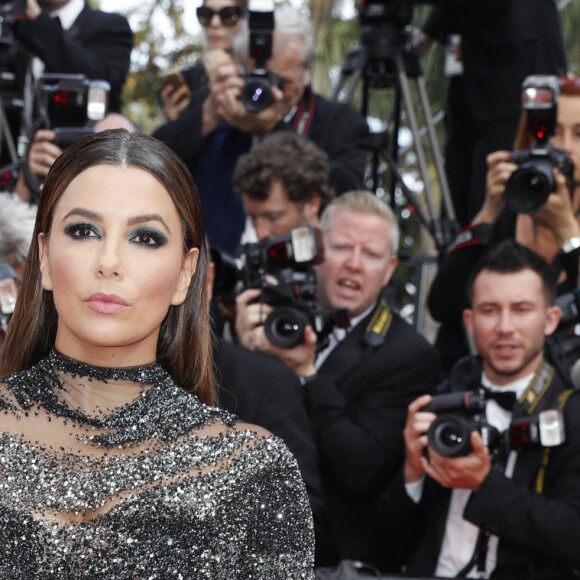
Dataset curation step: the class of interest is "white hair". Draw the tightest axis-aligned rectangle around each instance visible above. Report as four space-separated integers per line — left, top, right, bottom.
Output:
320 190 400 255
0 195 37 268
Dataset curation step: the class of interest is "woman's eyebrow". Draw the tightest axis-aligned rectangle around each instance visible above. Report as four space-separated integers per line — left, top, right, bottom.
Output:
61 209 171 234
127 214 171 233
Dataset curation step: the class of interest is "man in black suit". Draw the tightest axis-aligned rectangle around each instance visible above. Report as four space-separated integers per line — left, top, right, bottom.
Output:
153 5 369 254
237 190 441 570
4 0 132 152
379 240 580 578
420 0 566 225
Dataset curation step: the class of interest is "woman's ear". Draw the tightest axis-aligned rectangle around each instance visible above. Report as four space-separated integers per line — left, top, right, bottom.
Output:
171 247 199 306
38 233 53 291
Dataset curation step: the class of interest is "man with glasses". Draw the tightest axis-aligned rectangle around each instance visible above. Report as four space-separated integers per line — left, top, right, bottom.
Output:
153 5 369 255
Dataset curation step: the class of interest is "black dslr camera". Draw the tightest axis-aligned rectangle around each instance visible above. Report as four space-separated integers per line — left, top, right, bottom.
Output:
0 0 26 18
240 0 283 113
423 389 567 458
423 391 501 457
506 75 574 214
212 226 344 349
37 74 110 147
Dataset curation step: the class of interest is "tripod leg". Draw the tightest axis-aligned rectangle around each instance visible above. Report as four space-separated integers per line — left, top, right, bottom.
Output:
415 75 456 224
395 54 445 250
0 102 18 164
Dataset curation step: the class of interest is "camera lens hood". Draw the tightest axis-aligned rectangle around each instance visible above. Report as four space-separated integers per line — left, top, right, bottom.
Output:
264 306 310 349
241 77 274 113
427 414 473 457
506 165 552 214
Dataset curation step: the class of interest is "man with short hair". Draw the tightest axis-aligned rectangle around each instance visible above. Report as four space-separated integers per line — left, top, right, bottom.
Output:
238 190 440 570
379 240 580 578
153 5 369 253
233 131 333 241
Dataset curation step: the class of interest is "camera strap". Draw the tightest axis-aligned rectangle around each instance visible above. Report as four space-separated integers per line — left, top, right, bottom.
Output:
292 86 315 137
517 359 554 416
363 295 392 347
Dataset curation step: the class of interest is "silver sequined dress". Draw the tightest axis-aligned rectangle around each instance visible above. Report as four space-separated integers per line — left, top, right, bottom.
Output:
0 350 315 579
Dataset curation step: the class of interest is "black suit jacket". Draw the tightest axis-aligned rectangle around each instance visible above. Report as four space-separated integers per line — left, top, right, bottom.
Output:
425 0 566 125
303 301 440 570
378 363 580 579
214 339 324 533
12 3 133 114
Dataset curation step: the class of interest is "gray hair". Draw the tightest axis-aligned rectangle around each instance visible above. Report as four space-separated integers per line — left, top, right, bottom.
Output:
320 191 400 255
233 5 314 67
0 195 37 267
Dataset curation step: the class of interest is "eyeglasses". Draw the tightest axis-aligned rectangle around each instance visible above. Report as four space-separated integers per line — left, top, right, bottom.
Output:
196 6 245 27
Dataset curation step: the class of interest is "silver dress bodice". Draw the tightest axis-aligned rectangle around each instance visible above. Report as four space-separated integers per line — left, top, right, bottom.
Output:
0 351 315 578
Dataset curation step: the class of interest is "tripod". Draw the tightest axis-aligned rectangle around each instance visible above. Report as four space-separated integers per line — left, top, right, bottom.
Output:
332 21 459 331
332 21 458 256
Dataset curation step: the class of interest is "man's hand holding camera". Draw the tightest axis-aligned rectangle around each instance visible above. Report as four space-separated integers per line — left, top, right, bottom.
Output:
202 53 285 136
473 151 516 225
235 288 318 377
404 394 492 491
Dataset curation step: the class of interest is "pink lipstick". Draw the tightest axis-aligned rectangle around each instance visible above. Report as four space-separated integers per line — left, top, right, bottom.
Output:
86 293 129 315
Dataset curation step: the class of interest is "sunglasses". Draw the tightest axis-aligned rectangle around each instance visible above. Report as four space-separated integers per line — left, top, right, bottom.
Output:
196 6 245 27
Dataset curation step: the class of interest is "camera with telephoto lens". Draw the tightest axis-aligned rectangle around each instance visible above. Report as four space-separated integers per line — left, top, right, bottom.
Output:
423 389 567 458
0 0 26 18
37 74 110 146
212 226 345 349
240 0 283 113
506 75 574 214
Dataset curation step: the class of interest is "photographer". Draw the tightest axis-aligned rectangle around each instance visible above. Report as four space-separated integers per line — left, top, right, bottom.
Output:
153 5 369 254
4 0 132 146
159 0 247 121
379 240 580 578
238 191 440 571
428 77 580 373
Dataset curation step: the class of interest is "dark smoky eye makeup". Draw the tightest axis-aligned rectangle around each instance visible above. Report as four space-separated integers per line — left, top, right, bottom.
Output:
129 227 169 248
63 222 100 239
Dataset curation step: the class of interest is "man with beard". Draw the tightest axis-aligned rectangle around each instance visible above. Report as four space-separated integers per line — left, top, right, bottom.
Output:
379 240 580 578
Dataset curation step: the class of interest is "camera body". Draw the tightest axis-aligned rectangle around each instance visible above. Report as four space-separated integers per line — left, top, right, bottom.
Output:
38 74 110 148
423 389 567 458
0 0 26 18
213 226 343 349
506 75 574 213
423 391 499 457
240 0 283 113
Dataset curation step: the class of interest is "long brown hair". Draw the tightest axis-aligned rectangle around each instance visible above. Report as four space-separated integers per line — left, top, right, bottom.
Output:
0 130 215 405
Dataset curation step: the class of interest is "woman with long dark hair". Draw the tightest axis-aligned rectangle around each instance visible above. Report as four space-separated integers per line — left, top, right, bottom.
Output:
0 129 314 578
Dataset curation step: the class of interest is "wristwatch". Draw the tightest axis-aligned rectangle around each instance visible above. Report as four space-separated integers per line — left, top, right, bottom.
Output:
561 236 580 254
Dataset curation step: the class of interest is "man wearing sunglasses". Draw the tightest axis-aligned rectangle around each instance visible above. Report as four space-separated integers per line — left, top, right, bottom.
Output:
153 4 370 256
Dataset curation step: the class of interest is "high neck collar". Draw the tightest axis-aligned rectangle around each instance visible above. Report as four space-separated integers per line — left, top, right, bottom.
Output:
47 349 167 385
